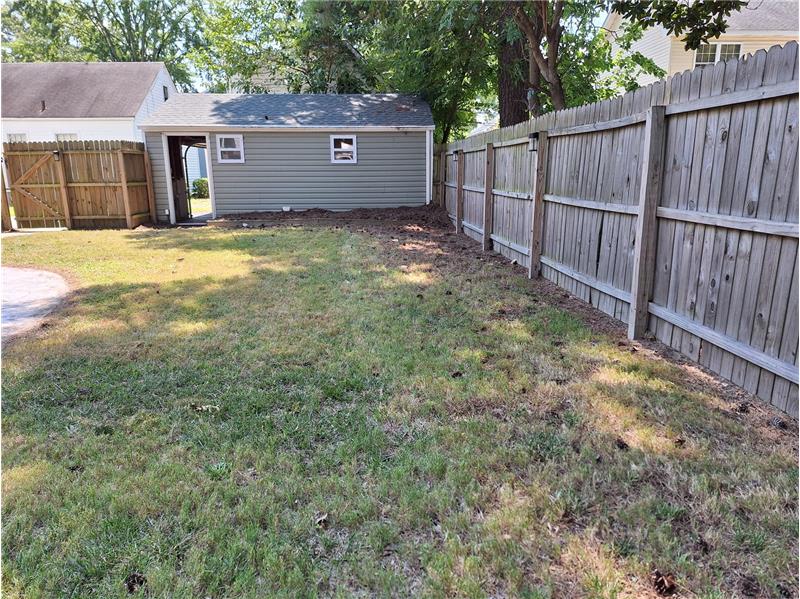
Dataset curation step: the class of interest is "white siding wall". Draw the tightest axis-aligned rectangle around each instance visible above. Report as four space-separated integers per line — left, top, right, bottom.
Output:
1 118 140 141
613 24 672 87
185 146 207 188
134 66 178 132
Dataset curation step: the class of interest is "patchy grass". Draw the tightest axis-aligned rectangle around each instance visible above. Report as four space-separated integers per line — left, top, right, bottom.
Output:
2 217 797 599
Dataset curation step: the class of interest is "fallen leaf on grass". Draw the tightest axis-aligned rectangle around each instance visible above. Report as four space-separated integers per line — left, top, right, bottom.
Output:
234 468 258 487
315 512 329 529
190 403 220 413
694 535 710 554
769 416 788 430
124 572 146 594
739 574 760 597
651 569 677 596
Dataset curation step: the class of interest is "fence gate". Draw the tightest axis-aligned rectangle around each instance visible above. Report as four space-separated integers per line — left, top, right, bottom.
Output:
4 147 68 228
2 140 156 229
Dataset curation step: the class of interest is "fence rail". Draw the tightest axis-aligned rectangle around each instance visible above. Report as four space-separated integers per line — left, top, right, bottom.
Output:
2 140 156 229
434 41 800 417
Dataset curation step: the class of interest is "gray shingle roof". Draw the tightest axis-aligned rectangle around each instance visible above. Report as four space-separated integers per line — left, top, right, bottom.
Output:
726 0 799 31
139 93 433 128
1 62 165 118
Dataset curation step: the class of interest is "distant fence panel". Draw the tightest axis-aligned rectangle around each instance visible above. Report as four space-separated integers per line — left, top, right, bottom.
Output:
2 140 156 229
434 41 800 416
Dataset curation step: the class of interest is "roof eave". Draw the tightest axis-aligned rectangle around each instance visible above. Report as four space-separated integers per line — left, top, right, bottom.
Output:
139 124 436 132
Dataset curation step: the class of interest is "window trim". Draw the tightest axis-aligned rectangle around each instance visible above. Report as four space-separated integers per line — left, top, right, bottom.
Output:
6 133 27 143
330 135 358 164
694 42 742 67
216 134 245 164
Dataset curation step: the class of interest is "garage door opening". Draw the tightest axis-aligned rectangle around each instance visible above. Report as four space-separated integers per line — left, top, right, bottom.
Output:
166 135 210 224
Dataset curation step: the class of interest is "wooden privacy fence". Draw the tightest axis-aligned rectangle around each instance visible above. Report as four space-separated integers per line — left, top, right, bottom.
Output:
2 140 156 229
435 41 800 417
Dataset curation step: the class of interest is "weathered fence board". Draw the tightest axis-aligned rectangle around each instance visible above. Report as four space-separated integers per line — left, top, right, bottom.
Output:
433 41 800 416
2 140 155 229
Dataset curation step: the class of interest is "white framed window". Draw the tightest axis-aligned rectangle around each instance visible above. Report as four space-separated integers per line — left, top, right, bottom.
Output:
330 135 357 164
6 133 26 143
719 43 742 61
216 134 245 163
55 133 78 142
695 42 741 66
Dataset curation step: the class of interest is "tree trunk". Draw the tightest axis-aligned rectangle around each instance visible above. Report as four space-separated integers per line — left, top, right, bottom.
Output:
545 68 566 111
498 36 528 127
527 50 542 117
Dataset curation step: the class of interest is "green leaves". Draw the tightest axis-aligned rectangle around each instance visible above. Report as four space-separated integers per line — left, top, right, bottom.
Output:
611 0 747 50
2 0 203 88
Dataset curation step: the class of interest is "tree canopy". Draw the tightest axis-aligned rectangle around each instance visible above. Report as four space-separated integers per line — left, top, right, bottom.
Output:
2 0 746 140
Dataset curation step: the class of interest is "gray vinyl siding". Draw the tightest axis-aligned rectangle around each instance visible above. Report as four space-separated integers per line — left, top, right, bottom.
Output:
144 130 170 222
209 130 426 213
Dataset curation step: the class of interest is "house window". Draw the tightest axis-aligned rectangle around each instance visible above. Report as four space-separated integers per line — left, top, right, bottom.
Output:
55 133 78 142
719 43 742 61
695 43 741 66
216 134 245 163
163 85 169 101
330 135 357 164
6 133 26 143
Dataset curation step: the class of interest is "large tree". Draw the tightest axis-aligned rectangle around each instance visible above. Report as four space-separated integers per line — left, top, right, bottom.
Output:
74 0 203 87
2 0 202 88
370 0 496 143
508 0 746 113
1 0 86 62
190 0 289 93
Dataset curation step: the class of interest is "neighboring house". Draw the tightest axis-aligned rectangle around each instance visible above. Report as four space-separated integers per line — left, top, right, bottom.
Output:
1 61 206 192
604 1 799 87
1 62 177 142
139 93 434 224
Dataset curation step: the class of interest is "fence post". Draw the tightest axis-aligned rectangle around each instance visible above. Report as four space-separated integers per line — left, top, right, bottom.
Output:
528 131 549 278
628 105 666 339
481 142 495 251
455 149 464 233
0 164 12 231
143 151 157 224
117 150 134 229
438 151 446 207
54 149 72 229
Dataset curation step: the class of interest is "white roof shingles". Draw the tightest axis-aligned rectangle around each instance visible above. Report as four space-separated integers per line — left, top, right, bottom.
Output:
1 62 165 118
139 93 434 129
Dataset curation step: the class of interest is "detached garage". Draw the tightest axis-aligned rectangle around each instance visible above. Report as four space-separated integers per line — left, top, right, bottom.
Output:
139 93 434 224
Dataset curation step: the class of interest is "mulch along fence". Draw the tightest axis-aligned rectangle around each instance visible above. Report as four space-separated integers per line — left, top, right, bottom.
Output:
1 140 156 230
435 41 800 417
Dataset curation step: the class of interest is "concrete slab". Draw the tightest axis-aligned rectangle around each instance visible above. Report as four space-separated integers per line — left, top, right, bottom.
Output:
2 267 69 342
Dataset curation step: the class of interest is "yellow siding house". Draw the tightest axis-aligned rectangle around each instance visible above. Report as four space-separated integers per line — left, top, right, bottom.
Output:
604 0 799 86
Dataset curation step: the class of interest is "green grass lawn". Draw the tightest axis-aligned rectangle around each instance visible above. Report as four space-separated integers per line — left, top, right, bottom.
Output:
189 196 212 216
2 220 797 598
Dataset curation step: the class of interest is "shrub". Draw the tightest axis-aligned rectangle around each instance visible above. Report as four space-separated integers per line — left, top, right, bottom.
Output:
192 178 209 198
